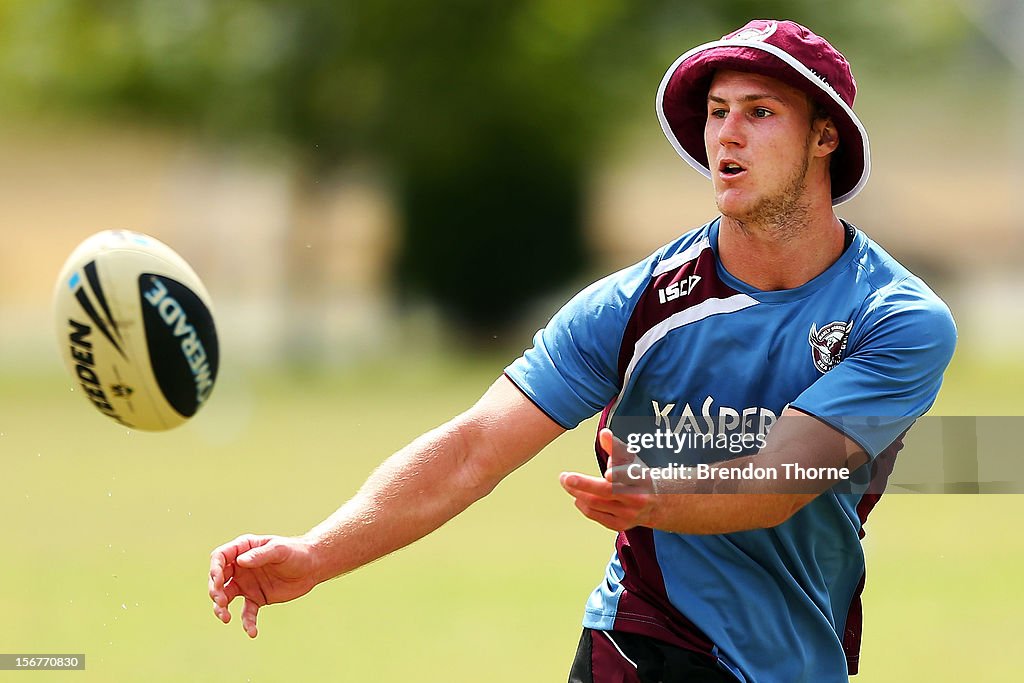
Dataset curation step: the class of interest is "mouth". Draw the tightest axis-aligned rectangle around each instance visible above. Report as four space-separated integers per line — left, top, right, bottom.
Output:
717 160 747 178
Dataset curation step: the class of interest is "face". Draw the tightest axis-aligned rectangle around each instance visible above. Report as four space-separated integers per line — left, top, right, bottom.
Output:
704 70 832 225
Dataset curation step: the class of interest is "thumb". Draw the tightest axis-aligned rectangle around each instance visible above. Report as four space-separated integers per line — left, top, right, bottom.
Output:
600 428 638 468
238 542 288 568
601 429 641 476
601 428 652 491
599 428 621 462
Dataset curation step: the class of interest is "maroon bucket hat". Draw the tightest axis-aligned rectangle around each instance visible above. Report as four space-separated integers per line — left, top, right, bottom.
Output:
657 19 870 206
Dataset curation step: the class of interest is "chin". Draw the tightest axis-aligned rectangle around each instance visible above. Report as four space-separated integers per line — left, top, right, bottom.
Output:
715 194 755 221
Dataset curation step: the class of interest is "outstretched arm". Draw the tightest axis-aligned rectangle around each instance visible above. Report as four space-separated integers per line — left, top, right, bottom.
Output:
209 375 564 637
560 408 869 535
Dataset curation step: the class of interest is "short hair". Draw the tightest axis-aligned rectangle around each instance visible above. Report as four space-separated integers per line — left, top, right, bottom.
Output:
809 96 831 126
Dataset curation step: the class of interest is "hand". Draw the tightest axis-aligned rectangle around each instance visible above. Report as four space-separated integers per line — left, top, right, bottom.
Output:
559 428 656 532
208 534 321 638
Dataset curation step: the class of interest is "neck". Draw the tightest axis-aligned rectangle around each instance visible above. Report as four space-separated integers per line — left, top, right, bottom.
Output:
718 207 845 291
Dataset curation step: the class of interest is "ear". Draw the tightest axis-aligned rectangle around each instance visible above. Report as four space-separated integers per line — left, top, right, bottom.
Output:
813 118 839 158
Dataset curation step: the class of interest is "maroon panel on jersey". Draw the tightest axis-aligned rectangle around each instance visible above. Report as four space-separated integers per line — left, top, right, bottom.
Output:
615 244 740 381
590 630 643 683
590 243 740 657
613 528 718 656
842 432 904 674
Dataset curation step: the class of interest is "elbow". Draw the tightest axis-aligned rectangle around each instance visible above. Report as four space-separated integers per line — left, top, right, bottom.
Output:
457 460 501 504
764 494 814 528
445 418 505 505
765 505 794 529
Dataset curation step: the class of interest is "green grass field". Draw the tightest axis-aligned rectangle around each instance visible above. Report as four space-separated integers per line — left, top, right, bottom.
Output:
1 348 1021 682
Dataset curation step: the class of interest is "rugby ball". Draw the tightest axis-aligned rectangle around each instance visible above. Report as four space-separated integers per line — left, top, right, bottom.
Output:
53 230 219 431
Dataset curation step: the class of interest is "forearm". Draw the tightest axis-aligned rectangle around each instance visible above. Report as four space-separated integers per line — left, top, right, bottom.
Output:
299 376 563 584
303 417 496 582
642 422 865 533
586 411 869 535
644 459 811 534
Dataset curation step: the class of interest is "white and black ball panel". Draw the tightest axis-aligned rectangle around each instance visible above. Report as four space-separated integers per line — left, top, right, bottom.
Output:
139 272 219 418
54 230 219 431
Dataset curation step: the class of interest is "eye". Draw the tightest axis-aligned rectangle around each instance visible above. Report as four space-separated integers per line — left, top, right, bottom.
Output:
752 107 773 119
709 108 728 119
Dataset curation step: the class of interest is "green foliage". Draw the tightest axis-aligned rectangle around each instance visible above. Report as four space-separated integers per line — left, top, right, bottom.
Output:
0 0 977 160
0 0 978 328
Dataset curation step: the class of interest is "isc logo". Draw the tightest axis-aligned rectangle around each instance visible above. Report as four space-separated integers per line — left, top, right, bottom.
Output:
657 275 701 304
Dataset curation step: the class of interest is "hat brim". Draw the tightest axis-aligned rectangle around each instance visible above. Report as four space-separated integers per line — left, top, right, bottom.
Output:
657 40 870 206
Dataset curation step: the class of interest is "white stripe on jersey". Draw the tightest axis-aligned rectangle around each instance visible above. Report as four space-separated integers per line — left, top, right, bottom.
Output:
600 631 639 669
607 293 758 422
652 238 711 277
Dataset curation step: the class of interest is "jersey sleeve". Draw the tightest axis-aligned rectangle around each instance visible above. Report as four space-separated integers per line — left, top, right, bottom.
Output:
504 256 657 430
791 277 957 458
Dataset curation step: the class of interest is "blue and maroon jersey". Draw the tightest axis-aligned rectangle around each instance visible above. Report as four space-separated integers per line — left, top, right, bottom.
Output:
504 217 956 682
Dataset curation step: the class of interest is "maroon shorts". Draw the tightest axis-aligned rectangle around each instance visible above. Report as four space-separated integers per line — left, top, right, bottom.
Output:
568 628 738 683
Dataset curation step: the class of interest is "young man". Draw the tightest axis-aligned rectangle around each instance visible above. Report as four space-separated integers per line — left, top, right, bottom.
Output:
209 20 956 682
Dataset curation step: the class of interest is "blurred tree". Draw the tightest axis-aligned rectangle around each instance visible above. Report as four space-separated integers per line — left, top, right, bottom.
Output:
0 0 973 335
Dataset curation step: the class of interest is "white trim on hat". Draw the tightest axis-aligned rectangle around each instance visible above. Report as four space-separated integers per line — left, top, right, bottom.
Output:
655 38 871 206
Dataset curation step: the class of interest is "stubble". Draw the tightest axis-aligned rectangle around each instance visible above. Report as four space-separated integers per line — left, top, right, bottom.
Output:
721 134 815 243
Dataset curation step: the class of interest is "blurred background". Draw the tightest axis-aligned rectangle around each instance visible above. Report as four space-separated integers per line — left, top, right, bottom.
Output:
1 0 1021 681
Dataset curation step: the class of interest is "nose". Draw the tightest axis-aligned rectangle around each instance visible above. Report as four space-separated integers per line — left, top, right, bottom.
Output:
713 111 745 148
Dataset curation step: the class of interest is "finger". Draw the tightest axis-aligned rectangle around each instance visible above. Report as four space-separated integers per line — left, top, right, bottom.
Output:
215 534 270 565
210 535 266 616
208 571 220 605
211 575 241 623
573 500 635 532
604 463 651 490
213 602 231 624
211 534 271 584
209 561 234 607
237 542 286 569
209 551 227 596
242 598 260 638
562 471 651 502
210 536 256 594
211 535 255 569
560 472 615 497
569 486 648 515
224 578 243 604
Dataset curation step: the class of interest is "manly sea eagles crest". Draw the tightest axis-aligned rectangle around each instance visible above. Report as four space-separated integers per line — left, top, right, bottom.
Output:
809 320 853 373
